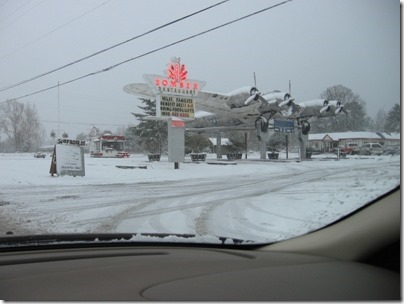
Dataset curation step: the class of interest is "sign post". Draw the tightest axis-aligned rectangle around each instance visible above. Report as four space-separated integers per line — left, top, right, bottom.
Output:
274 119 295 133
49 139 86 177
274 119 294 160
141 57 206 168
168 118 185 169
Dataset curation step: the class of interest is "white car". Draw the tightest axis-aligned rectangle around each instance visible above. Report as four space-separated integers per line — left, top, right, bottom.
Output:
359 143 383 156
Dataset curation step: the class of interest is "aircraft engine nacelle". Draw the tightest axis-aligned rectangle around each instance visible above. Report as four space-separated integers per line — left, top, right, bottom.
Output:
262 91 291 103
319 100 330 114
227 86 256 95
227 86 261 108
244 87 261 104
334 101 347 114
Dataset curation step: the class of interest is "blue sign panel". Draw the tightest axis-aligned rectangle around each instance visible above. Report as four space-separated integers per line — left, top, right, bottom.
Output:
274 119 295 133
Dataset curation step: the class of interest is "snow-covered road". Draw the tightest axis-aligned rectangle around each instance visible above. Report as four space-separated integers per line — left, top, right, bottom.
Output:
0 153 400 243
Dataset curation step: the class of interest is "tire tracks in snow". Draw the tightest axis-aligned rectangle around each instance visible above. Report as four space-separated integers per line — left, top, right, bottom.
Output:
0 161 397 236
193 166 349 236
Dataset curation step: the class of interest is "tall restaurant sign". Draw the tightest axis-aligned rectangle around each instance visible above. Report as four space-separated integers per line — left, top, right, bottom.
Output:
143 57 206 119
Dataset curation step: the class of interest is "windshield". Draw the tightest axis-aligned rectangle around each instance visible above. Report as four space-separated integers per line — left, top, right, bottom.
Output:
0 0 400 247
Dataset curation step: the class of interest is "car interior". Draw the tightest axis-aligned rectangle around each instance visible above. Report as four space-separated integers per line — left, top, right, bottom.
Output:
0 186 400 301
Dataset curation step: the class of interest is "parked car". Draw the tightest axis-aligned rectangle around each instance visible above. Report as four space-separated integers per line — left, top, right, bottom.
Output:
34 152 46 158
333 143 359 155
359 143 383 156
337 143 359 155
383 145 400 155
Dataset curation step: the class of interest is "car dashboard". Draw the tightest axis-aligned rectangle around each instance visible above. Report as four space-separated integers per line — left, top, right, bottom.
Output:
0 244 400 301
0 187 400 301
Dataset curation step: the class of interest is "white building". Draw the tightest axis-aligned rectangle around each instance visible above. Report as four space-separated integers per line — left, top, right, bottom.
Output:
308 132 400 152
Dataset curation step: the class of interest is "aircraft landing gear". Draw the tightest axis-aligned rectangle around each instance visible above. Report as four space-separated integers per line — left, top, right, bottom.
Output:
297 119 311 160
255 116 269 142
255 116 270 160
300 120 311 135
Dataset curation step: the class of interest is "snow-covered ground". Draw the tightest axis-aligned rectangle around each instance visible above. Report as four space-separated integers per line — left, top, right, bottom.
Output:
0 152 400 244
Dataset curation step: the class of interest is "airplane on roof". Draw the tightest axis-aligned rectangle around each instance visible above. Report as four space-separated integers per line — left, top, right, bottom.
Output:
123 83 347 138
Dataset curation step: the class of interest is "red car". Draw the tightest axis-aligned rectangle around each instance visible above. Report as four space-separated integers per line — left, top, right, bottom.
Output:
340 143 360 155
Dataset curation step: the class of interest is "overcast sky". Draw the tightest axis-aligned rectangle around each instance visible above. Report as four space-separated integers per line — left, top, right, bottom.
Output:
0 0 400 138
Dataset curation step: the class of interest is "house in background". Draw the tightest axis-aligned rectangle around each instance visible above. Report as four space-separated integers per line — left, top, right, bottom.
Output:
208 137 231 154
308 132 400 152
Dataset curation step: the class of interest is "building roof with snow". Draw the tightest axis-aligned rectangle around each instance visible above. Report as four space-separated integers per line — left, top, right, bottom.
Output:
209 138 231 146
308 132 400 142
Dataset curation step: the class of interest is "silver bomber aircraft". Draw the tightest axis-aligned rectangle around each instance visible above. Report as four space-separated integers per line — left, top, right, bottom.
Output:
123 83 347 137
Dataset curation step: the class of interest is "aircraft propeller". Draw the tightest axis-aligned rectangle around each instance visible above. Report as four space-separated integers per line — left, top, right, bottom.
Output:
319 100 330 114
335 101 348 115
279 97 295 108
244 87 262 105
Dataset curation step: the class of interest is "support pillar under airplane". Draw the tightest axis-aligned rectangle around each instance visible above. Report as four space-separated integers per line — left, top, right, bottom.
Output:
298 130 308 161
216 133 222 159
255 118 309 161
255 122 270 160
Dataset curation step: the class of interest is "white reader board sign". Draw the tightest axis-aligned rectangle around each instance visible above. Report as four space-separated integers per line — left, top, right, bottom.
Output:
55 144 85 177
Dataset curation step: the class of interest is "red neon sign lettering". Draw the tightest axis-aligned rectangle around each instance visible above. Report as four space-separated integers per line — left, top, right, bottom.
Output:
154 77 200 92
152 59 201 93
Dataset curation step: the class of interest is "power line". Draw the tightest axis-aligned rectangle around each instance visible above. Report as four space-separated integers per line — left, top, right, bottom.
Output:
0 0 31 24
2 0 293 103
0 0 46 32
0 0 10 10
41 119 126 127
0 0 112 60
0 0 229 92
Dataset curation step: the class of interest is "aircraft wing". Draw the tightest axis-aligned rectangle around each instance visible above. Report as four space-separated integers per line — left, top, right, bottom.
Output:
194 91 233 114
123 83 155 98
186 125 255 132
124 83 291 130
284 99 347 119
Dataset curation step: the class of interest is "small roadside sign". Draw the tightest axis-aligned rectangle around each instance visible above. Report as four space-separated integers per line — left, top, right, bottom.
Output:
274 120 295 133
49 139 86 177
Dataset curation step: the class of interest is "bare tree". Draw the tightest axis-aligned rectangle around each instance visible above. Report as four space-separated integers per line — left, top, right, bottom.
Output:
0 99 43 152
22 102 43 151
311 85 371 133
373 109 387 132
75 132 88 141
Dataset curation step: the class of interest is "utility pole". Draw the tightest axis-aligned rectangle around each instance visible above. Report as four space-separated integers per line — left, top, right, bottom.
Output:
286 80 291 160
253 72 257 88
57 81 60 138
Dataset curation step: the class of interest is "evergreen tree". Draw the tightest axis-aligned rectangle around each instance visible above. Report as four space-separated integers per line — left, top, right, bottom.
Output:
224 131 246 154
384 104 400 133
185 133 210 153
341 100 370 131
129 98 167 154
267 132 285 152
124 125 137 153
